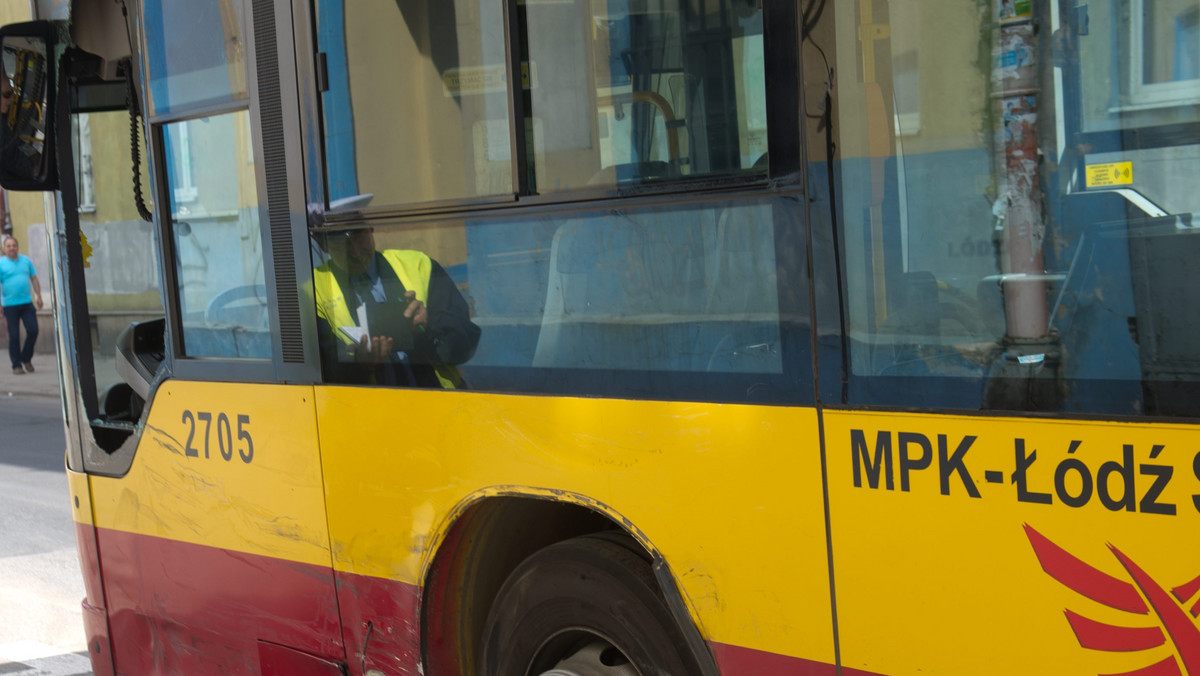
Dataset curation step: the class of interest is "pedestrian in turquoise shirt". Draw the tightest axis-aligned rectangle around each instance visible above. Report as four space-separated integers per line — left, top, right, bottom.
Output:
0 235 43 375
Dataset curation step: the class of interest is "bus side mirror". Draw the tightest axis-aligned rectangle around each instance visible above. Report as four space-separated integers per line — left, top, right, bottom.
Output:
0 21 58 191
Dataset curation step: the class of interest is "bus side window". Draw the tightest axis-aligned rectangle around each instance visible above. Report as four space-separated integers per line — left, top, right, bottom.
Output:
315 0 512 208
164 112 270 360
523 0 768 193
821 0 1200 416
455 195 807 404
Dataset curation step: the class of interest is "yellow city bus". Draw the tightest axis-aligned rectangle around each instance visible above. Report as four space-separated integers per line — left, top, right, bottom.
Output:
2 0 1198 673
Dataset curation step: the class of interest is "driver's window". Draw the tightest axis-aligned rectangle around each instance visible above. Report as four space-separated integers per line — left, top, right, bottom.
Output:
164 111 270 359
74 109 164 407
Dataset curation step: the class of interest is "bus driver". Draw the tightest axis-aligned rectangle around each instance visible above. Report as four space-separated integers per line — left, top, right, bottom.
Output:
313 228 480 388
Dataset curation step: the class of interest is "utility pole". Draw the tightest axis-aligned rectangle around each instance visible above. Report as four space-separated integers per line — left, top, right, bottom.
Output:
987 0 1061 409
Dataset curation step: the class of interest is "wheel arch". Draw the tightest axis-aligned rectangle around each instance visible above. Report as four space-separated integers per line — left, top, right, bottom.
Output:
419 488 720 676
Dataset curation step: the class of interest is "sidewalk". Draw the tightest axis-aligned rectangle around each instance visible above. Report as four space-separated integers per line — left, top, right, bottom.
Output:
0 355 61 399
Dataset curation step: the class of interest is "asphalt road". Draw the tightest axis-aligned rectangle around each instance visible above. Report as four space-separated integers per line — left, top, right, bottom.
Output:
0 394 93 675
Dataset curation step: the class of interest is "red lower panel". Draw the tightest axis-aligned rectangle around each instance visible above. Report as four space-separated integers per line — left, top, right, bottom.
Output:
74 522 106 615
333 570 850 676
74 522 114 676
711 642 845 675
95 527 346 675
81 599 114 676
333 571 852 676
92 528 848 675
334 570 423 676
259 641 348 676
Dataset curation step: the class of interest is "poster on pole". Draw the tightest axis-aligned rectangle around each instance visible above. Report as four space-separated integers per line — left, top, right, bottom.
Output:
999 0 1032 22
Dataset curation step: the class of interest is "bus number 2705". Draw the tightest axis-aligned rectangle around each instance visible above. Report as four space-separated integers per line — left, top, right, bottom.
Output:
181 411 254 463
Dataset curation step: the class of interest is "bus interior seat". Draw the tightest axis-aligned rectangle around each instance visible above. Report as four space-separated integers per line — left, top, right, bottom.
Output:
204 283 269 328
177 283 271 359
533 197 781 374
698 203 782 374
533 209 711 371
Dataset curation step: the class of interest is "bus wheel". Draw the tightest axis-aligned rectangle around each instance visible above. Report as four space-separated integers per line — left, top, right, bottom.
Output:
479 534 704 676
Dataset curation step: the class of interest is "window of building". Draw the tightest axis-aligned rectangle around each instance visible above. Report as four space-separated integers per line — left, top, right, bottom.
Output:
1131 0 1200 106
523 0 767 192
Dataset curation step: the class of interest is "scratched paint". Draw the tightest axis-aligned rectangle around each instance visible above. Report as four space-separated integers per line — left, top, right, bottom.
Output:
316 386 835 667
87 381 341 674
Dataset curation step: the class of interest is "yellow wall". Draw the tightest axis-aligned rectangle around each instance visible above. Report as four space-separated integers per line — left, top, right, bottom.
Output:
343 0 471 205
900 0 990 155
81 110 153 226
827 0 991 160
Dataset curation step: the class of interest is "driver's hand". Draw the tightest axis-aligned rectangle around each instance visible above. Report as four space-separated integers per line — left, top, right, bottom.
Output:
403 291 428 329
354 334 394 363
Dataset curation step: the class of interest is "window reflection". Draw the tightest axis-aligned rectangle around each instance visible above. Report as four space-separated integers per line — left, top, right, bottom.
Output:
312 227 480 389
316 0 512 207
145 0 248 115
313 197 810 404
1 34 53 184
165 111 269 359
525 0 768 192
823 0 1200 416
1142 0 1199 85
75 111 163 403
316 0 769 208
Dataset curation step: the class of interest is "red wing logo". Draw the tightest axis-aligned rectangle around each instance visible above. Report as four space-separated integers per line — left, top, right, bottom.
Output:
1025 524 1200 675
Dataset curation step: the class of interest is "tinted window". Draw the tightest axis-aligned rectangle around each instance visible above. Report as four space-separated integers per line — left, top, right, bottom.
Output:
165 111 269 359
144 0 248 115
315 0 512 208
817 0 1200 416
312 196 811 403
524 0 768 192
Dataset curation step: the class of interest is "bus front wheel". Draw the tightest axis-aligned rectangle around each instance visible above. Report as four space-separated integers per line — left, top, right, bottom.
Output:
479 534 704 676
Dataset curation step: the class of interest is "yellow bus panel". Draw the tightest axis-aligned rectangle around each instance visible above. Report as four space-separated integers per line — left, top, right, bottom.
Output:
825 410 1200 675
317 386 836 666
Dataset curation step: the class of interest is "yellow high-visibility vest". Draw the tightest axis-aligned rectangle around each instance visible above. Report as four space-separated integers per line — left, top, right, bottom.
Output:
313 250 462 389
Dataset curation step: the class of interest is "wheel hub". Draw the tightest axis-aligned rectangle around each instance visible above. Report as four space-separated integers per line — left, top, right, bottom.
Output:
539 639 639 676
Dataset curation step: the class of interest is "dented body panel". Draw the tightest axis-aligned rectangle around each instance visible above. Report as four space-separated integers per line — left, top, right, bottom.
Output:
87 382 343 673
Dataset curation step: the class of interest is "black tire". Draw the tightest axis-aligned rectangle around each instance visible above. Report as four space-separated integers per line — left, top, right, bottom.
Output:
479 534 705 676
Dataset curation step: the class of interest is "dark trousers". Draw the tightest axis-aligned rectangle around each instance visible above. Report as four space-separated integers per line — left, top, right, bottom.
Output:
4 303 38 368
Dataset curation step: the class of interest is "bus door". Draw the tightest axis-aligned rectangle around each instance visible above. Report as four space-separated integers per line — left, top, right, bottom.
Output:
1 1 346 672
83 0 344 672
804 1 1200 674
